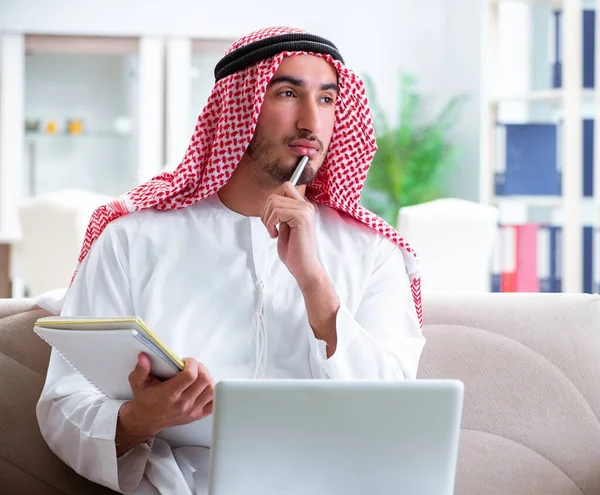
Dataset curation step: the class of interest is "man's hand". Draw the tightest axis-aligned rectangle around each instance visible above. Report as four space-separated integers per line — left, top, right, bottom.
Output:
262 182 340 357
116 354 214 456
262 182 324 290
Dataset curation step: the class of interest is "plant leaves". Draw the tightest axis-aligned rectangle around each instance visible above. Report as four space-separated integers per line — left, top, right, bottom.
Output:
360 72 467 225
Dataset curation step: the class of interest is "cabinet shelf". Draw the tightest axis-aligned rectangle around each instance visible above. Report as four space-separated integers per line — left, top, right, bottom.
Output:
489 89 595 105
25 131 133 139
491 195 600 206
491 0 563 7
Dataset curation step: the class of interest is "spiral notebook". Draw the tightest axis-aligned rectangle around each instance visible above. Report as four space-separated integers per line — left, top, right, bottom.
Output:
34 316 184 400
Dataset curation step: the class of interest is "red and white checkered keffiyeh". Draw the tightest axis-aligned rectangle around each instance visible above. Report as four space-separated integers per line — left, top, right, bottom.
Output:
75 26 422 326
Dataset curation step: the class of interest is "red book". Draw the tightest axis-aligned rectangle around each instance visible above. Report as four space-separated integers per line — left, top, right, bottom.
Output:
515 224 540 292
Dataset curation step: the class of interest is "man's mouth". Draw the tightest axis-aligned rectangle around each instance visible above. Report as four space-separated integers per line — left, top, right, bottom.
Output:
288 139 320 157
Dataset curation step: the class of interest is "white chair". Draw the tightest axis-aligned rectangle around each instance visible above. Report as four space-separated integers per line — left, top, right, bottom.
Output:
17 190 113 297
396 198 499 294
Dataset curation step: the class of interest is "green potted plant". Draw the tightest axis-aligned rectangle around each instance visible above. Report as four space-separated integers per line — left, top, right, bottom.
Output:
361 73 466 226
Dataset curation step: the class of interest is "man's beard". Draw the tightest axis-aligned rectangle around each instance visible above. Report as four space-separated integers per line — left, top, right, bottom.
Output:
246 128 323 186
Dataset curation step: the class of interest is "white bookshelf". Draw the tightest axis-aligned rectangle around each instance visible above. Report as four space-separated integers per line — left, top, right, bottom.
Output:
489 88 595 103
482 0 600 293
491 0 563 6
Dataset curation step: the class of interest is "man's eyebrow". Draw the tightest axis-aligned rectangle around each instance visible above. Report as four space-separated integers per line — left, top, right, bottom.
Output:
269 76 339 93
269 76 304 88
320 82 339 93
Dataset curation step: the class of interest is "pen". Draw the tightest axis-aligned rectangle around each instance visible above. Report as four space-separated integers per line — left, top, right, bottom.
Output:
290 156 309 186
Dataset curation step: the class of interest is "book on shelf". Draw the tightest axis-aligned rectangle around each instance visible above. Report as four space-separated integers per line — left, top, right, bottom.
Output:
551 8 595 89
494 119 594 198
487 223 600 294
34 316 184 400
537 225 552 293
515 224 539 292
541 224 562 293
494 123 560 196
491 224 563 293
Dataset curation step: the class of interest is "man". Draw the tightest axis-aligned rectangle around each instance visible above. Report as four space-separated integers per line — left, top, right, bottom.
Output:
36 26 425 494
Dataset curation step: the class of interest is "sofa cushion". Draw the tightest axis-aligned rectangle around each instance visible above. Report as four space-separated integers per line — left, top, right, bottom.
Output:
419 292 600 495
455 430 583 495
0 458 66 495
0 299 117 495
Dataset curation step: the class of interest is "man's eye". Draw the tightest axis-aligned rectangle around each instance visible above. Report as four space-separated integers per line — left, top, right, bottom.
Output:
279 90 295 98
320 96 335 104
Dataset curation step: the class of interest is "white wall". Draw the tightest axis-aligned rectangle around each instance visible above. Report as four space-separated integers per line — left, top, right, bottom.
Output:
436 0 485 202
0 0 449 120
1 0 485 201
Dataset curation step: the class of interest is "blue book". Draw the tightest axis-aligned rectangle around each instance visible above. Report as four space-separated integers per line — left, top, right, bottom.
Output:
539 225 562 293
490 273 501 293
538 224 561 293
552 9 595 89
537 225 552 293
490 225 502 292
583 226 594 293
551 226 562 293
496 119 593 197
583 119 594 197
495 123 560 196
584 10 595 88
552 10 562 88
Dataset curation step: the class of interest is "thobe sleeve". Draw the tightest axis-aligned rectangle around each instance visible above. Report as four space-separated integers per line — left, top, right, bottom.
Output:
309 240 426 380
36 223 152 494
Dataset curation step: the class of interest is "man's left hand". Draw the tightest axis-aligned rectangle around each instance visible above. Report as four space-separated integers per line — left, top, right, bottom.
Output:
262 182 324 290
262 182 340 356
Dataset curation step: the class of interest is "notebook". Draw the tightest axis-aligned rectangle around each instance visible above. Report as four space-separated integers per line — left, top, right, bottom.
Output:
34 316 184 400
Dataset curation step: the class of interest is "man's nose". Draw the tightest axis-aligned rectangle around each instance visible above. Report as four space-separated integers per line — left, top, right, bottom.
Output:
296 99 322 136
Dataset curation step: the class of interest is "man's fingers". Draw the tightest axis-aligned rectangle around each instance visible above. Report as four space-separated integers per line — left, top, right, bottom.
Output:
193 367 215 418
282 181 306 200
138 352 152 371
265 208 285 233
193 388 215 419
128 353 152 388
262 190 314 239
278 222 290 242
266 221 279 239
200 400 214 418
265 205 312 232
161 358 200 396
179 365 213 403
263 198 308 222
262 197 301 230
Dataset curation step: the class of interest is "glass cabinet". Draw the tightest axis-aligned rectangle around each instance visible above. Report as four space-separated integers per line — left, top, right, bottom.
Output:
23 35 141 197
0 32 234 238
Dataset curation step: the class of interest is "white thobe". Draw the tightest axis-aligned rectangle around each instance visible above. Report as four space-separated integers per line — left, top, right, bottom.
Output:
36 193 425 495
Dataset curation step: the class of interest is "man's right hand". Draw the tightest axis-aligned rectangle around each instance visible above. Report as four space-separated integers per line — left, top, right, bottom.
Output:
116 353 215 453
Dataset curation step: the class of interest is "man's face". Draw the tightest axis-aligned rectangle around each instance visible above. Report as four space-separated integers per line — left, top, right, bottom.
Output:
246 54 338 186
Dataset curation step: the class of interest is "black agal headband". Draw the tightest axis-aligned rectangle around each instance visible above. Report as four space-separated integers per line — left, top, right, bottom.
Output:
214 33 344 82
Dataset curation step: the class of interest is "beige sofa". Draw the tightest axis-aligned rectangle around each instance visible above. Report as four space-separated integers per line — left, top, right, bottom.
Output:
1 293 599 495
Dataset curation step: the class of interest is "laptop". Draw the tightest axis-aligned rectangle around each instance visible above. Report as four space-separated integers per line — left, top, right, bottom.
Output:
207 379 464 495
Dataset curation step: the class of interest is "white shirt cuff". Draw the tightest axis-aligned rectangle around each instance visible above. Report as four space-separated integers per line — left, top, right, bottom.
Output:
117 441 153 494
93 399 152 494
309 303 363 379
83 398 128 491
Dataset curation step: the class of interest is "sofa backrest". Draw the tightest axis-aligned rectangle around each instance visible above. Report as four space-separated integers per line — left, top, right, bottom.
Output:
0 298 116 494
419 292 600 495
2 293 600 495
